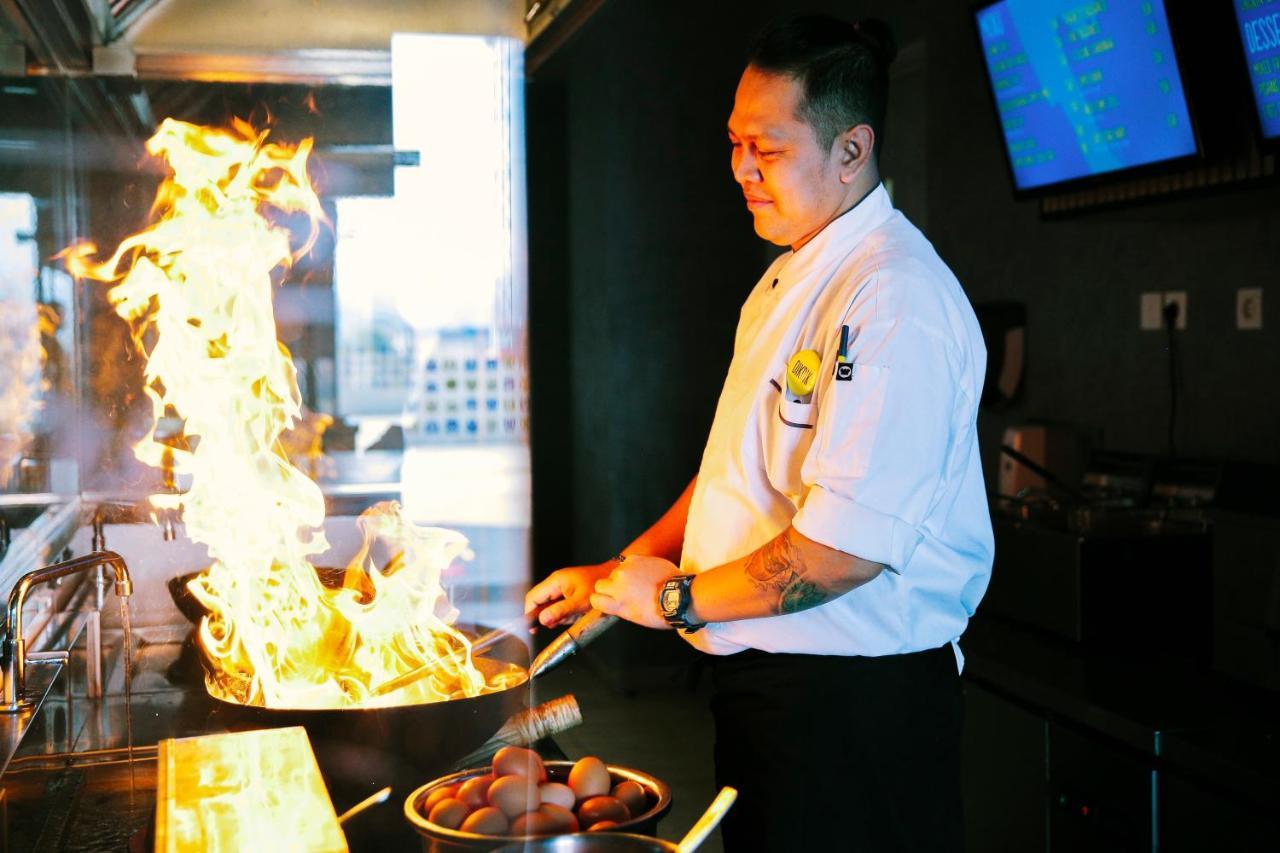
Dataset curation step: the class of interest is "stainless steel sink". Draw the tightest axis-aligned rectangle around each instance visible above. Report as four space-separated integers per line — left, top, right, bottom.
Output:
3 747 158 852
0 622 212 852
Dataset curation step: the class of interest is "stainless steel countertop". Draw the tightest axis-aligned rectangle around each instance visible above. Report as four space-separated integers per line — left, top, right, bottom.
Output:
0 630 70 775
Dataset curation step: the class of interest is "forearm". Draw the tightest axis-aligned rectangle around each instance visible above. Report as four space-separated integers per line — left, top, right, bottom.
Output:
688 526 883 623
621 476 697 563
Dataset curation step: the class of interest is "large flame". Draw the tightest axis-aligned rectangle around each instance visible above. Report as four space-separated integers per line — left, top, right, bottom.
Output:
66 118 523 709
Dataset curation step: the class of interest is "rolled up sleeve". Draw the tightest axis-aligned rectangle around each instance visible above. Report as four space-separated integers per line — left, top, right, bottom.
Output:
791 313 963 574
793 485 924 569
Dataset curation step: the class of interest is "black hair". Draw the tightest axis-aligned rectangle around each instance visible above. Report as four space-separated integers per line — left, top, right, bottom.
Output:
746 15 898 155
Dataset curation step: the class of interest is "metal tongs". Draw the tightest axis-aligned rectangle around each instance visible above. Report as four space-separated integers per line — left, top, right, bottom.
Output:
368 605 616 697
369 609 545 698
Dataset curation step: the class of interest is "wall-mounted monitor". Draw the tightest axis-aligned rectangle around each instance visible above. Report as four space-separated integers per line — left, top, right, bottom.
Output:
1231 0 1280 142
974 0 1199 194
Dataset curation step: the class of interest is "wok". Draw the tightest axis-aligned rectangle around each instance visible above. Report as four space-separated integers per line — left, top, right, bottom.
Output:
167 570 532 815
203 626 530 781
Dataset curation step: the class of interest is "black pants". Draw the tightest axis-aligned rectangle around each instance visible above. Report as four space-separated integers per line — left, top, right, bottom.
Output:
708 644 963 853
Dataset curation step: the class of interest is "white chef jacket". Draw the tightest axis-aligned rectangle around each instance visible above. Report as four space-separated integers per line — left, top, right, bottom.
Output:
680 184 994 662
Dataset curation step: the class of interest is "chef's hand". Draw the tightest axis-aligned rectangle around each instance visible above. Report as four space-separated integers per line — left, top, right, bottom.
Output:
526 561 616 628
591 555 678 630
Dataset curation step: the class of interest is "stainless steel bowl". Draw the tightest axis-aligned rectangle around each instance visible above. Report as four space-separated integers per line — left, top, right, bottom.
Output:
404 760 673 852
494 833 679 852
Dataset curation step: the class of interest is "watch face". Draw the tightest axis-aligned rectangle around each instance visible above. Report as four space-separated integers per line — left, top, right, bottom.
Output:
660 587 681 616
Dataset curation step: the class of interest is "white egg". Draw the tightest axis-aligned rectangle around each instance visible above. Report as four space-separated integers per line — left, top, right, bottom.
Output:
567 756 612 800
539 782 577 810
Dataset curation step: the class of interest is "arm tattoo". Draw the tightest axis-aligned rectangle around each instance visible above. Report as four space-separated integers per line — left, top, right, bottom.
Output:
744 532 833 615
779 580 829 613
744 532 800 590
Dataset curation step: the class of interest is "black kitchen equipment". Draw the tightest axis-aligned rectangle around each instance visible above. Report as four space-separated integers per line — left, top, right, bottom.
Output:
1210 509 1280 693
986 512 1212 658
987 450 1214 659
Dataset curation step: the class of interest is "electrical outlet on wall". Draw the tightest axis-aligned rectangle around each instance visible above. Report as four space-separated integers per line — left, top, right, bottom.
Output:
1162 291 1187 330
1237 287 1263 330
1140 292 1163 330
1141 291 1186 330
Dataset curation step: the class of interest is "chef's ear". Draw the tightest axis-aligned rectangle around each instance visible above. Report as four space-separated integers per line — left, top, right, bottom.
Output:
838 124 875 182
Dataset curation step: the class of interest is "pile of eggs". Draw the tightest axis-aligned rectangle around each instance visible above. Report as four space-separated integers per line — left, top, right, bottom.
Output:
418 747 650 836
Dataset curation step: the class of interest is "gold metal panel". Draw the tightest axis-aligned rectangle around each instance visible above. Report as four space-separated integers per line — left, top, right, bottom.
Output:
155 726 346 853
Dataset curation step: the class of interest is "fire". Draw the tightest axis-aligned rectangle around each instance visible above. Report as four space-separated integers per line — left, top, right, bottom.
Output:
66 118 523 709
280 406 334 480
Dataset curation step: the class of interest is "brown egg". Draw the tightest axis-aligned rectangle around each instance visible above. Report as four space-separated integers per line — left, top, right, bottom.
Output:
567 756 612 800
511 810 559 836
576 795 631 827
537 803 580 833
426 798 470 830
460 806 510 835
457 774 496 810
492 746 547 782
611 780 647 816
488 773 540 818
422 784 461 813
539 782 576 810
587 820 620 832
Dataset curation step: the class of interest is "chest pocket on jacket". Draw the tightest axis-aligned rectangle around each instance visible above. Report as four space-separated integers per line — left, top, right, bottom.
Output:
761 378 817 504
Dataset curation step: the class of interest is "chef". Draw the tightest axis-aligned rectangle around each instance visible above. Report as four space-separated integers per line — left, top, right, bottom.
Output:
526 14 993 852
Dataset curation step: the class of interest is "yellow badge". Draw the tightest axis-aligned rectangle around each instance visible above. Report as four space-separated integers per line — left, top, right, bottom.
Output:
786 349 821 397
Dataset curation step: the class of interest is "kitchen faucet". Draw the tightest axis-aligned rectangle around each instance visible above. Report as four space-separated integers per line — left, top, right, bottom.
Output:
1 550 132 713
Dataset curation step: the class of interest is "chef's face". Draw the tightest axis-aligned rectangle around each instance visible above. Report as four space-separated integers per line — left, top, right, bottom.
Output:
728 65 871 250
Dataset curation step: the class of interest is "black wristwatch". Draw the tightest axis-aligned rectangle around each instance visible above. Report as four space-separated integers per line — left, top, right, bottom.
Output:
659 575 704 633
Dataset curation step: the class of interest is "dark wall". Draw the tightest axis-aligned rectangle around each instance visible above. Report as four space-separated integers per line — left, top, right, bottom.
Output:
528 0 1280 574
529 1 776 572
925 0 1280 470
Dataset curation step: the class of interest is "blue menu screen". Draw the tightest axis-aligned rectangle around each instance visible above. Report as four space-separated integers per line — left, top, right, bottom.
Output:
976 1 1198 191
1233 0 1280 139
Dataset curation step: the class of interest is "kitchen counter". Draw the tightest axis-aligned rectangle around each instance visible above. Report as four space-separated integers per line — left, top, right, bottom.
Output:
0 476 539 851
962 616 1248 754
962 612 1274 829
2 622 223 851
0 620 557 851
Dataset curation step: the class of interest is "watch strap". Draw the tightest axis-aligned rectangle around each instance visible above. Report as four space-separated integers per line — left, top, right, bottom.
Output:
660 575 704 633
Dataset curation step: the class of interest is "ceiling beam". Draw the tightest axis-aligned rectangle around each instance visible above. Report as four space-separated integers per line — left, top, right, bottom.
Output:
134 49 391 87
0 0 91 72
0 0 49 66
75 0 113 44
111 0 166 41
526 0 608 76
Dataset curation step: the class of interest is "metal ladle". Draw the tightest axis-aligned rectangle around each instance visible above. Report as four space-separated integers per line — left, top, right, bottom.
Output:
337 786 392 826
675 787 737 852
